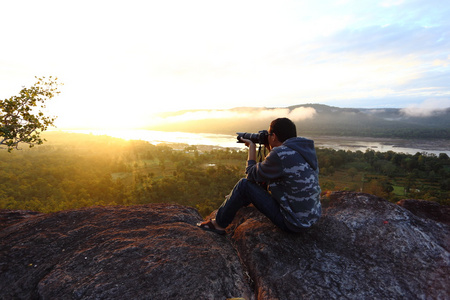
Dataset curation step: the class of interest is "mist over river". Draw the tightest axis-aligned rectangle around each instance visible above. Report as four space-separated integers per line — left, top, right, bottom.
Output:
68 130 450 156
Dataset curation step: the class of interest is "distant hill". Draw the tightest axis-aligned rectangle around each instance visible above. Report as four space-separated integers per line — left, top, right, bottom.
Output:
146 104 450 139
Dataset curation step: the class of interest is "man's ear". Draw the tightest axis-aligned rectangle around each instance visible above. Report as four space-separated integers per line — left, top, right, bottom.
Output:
272 132 278 142
272 133 282 146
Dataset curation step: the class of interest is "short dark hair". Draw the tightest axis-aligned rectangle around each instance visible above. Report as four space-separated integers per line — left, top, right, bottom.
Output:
269 118 297 142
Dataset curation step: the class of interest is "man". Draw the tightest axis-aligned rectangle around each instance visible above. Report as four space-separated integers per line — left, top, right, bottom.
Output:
197 117 321 234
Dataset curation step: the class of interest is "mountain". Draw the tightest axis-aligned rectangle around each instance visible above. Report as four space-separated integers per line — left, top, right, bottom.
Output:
1 192 449 299
146 104 450 139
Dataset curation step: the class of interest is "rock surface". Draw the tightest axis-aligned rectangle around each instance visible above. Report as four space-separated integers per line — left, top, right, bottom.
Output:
228 192 449 299
0 204 252 300
397 198 450 225
0 209 42 230
1 192 449 300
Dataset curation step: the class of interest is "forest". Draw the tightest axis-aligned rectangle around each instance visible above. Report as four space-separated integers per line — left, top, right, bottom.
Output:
0 132 449 216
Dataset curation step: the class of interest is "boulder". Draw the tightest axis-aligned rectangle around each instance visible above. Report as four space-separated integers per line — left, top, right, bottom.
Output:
0 209 42 230
1 192 449 300
228 192 450 299
0 204 253 300
397 198 450 225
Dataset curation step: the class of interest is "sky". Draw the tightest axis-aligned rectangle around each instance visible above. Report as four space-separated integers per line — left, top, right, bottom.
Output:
1 0 449 129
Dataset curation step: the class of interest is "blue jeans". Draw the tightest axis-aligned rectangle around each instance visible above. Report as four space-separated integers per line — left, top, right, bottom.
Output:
215 178 293 232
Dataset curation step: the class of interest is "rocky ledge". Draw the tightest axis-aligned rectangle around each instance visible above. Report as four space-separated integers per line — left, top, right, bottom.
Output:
0 192 449 299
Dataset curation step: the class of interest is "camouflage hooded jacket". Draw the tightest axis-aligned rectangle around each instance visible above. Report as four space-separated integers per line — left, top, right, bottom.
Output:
246 137 322 230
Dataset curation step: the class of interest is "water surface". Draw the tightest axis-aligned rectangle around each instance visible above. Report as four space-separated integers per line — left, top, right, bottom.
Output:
67 130 450 156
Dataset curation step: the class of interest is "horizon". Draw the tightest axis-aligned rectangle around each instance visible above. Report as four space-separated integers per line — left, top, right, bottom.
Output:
46 103 450 131
1 0 450 130
43 128 450 157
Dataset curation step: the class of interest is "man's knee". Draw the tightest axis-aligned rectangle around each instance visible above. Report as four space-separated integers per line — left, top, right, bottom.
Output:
239 178 266 192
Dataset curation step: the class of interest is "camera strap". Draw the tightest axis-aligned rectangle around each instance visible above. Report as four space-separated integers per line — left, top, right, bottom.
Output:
257 144 267 162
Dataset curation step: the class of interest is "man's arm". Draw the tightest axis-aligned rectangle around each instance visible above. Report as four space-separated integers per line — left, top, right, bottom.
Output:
240 137 257 161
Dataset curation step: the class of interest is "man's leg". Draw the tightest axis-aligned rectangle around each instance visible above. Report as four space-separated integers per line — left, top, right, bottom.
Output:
215 178 290 231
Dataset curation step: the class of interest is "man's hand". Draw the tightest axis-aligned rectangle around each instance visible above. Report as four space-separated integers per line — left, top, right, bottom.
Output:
240 137 254 147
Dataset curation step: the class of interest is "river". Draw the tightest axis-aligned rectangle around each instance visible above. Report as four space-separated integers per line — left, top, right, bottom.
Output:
67 129 450 156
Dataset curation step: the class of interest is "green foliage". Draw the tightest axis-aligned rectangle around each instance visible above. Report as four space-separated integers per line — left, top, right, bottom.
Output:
0 134 130 212
0 76 62 152
317 148 450 205
0 132 247 215
0 132 448 216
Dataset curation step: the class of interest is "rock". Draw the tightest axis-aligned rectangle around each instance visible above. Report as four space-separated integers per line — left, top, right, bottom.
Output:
1 192 449 300
228 192 450 299
0 204 253 300
0 209 42 230
397 198 450 225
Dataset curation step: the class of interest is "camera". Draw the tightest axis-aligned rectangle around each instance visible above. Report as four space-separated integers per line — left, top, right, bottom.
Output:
236 130 269 145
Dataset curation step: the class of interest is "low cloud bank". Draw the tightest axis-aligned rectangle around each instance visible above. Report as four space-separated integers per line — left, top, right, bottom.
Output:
401 99 449 117
159 107 317 123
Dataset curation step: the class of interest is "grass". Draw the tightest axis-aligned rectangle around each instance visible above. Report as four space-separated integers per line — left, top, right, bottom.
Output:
392 185 405 196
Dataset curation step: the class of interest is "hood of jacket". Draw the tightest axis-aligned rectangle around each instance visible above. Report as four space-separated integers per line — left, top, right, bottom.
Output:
281 137 319 170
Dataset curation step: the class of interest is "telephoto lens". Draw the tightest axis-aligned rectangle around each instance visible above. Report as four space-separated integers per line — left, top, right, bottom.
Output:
236 130 269 145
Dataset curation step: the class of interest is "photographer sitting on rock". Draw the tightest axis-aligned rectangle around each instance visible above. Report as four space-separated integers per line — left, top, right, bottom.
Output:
197 117 321 234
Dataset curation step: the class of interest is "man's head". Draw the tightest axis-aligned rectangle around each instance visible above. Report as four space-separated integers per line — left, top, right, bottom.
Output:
268 118 297 143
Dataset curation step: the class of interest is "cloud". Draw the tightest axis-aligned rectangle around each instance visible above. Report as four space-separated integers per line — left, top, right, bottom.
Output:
400 99 450 117
288 107 317 121
156 107 317 124
2 0 450 124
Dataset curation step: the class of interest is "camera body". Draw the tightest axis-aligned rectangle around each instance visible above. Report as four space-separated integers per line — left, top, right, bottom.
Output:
236 130 269 145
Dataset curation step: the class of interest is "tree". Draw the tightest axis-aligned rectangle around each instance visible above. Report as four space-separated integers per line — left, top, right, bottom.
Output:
348 167 358 181
439 153 449 160
0 76 61 152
